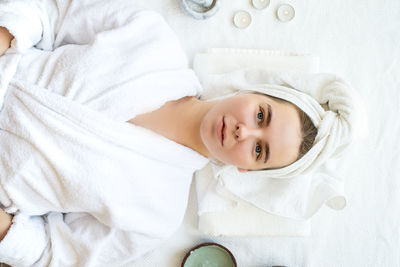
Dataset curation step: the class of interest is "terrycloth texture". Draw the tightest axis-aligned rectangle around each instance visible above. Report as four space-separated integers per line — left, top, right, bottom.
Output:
195 164 311 236
194 48 364 220
0 0 208 266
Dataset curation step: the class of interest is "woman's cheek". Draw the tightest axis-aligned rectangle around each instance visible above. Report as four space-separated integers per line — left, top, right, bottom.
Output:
227 145 250 167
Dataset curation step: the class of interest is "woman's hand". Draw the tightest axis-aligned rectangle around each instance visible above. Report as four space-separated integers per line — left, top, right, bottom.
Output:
0 208 13 241
0 26 14 56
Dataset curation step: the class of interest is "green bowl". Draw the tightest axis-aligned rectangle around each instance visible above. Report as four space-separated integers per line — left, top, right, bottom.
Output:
181 242 237 267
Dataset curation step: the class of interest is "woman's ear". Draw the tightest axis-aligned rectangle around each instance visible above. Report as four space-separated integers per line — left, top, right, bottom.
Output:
237 167 248 173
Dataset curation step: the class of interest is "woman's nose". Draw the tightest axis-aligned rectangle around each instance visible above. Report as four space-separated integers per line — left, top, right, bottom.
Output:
235 123 261 141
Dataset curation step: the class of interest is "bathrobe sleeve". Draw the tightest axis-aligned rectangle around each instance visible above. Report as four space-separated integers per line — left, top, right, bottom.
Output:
0 212 163 266
0 0 146 53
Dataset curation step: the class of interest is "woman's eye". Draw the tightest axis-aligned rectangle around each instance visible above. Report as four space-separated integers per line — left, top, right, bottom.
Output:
257 107 264 124
255 144 262 159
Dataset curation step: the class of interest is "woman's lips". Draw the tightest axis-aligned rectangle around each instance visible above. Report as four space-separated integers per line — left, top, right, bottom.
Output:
217 116 225 146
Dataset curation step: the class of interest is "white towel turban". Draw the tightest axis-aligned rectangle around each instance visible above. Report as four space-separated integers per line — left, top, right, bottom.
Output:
194 49 366 220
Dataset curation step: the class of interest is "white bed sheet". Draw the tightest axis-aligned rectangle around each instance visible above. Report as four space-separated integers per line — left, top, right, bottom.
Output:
128 0 400 266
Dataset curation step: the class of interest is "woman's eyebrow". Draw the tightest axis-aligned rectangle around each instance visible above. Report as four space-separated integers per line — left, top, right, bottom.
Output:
264 143 270 164
265 104 272 127
263 104 272 164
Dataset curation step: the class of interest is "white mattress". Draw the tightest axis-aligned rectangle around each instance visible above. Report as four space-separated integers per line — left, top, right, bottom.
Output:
129 0 400 266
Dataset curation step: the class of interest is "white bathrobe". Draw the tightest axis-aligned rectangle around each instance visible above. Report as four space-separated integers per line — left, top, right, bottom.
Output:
0 0 208 266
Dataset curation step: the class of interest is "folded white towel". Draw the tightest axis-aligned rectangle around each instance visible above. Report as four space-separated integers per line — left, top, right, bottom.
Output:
195 164 311 236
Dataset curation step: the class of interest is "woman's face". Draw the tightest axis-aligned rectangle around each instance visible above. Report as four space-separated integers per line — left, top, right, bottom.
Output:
200 93 302 171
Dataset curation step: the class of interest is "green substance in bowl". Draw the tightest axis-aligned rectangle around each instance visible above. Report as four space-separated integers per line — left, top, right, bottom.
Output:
183 245 235 267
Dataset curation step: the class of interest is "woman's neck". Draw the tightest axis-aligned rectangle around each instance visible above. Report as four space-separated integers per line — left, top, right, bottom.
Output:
128 96 213 157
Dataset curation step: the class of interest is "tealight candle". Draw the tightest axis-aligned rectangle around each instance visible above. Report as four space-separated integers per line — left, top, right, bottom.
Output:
252 0 270 10
276 4 295 22
233 10 251 29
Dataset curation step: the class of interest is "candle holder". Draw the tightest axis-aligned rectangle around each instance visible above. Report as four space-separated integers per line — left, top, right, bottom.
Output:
179 0 221 20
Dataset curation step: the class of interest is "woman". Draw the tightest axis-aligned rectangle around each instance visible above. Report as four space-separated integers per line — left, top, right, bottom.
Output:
0 0 354 266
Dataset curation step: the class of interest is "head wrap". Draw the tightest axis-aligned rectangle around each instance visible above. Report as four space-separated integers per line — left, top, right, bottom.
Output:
194 49 366 219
